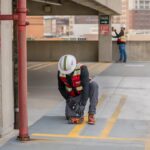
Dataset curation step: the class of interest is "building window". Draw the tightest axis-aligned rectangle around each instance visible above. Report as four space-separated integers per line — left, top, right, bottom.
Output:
145 0 150 9
43 16 98 41
139 0 144 9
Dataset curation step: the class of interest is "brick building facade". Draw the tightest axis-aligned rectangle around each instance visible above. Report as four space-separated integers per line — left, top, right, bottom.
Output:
27 16 44 40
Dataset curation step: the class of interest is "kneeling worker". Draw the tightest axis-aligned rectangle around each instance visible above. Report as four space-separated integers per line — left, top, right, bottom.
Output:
58 55 99 125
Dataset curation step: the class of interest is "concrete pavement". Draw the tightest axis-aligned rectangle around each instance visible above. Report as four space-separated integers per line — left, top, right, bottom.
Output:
1 62 150 150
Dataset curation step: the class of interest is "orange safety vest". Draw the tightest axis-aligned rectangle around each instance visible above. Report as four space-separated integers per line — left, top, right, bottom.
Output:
59 64 83 97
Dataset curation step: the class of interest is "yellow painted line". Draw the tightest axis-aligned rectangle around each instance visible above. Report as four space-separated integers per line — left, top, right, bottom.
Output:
88 63 99 71
67 94 107 137
97 94 107 108
88 63 104 73
86 63 95 68
33 62 56 70
32 133 146 142
91 63 111 73
27 63 47 69
99 95 127 138
88 63 112 76
88 63 111 71
67 116 88 137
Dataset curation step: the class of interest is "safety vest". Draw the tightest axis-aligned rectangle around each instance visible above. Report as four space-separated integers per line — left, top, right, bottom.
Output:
118 35 126 43
59 64 83 97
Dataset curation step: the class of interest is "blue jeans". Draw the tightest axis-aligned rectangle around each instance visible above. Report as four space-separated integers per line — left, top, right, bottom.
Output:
119 44 127 62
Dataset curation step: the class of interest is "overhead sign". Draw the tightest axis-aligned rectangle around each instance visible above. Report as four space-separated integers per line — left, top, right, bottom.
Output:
100 24 110 35
100 15 109 24
99 15 110 35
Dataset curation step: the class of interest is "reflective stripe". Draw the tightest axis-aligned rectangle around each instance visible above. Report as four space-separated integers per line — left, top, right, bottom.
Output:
76 64 81 70
119 35 126 42
64 56 67 71
66 87 72 92
76 86 83 91
60 74 66 77
74 69 81 76
66 86 82 92
66 85 83 91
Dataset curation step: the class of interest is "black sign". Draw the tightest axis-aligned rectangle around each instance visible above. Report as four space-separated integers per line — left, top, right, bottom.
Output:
100 15 109 24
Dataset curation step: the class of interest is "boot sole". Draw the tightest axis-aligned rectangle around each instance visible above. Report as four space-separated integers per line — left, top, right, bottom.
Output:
88 122 95 125
68 118 84 124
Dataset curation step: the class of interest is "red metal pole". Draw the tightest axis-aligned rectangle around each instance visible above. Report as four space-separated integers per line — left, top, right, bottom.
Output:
0 14 18 20
0 0 29 141
17 0 30 141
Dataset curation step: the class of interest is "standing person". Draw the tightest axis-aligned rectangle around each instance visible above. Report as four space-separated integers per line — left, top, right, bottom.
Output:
112 26 127 63
58 55 99 125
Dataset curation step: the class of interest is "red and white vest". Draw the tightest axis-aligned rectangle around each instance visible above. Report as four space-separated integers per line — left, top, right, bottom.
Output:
59 64 83 97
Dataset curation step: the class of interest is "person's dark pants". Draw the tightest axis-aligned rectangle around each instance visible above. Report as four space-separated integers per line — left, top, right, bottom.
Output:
119 44 127 62
65 81 99 117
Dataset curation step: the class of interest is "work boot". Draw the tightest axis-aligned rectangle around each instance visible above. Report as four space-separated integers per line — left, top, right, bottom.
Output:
88 114 95 125
68 117 84 124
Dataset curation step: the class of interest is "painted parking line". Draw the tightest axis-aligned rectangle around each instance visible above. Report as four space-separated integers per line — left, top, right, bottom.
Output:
31 95 127 140
99 95 127 138
67 116 88 137
88 63 104 73
88 63 99 71
27 63 48 70
31 133 146 142
31 95 149 144
67 94 107 138
85 63 95 68
31 94 107 139
125 64 145 67
32 62 57 70
88 63 112 76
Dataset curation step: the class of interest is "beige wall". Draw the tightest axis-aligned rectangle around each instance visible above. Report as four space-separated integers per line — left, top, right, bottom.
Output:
0 0 14 137
28 41 150 62
113 41 150 61
27 41 98 61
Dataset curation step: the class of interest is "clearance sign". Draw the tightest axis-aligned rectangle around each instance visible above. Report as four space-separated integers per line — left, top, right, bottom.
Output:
99 15 110 35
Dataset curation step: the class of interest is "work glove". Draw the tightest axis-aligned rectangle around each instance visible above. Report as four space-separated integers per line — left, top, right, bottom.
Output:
67 97 85 115
67 98 77 111
75 104 85 115
68 100 85 115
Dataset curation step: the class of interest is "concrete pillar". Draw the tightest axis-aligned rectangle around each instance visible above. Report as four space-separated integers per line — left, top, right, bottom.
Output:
98 15 112 62
0 0 14 137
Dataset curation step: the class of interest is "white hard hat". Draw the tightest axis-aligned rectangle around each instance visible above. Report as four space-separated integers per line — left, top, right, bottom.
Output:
58 55 77 74
121 24 126 28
